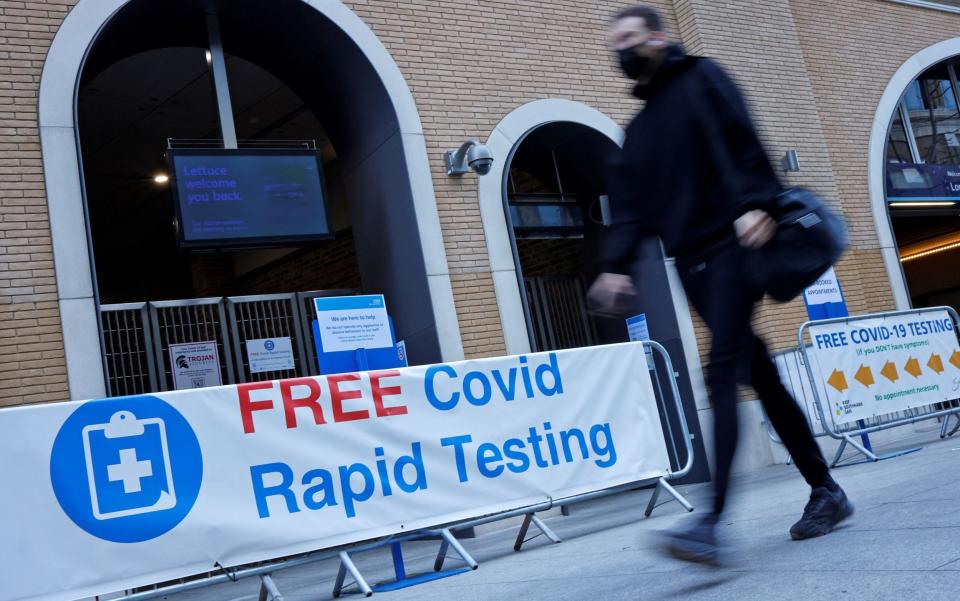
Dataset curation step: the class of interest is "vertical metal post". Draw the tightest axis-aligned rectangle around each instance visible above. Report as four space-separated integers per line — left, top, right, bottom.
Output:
258 574 283 601
433 539 450 572
900 100 922 164
206 12 238 149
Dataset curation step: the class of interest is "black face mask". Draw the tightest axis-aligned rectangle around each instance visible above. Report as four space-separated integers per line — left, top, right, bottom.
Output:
617 46 650 80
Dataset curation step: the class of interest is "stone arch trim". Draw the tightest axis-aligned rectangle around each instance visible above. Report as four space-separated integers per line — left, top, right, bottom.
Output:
39 0 462 400
868 38 960 309
477 99 623 355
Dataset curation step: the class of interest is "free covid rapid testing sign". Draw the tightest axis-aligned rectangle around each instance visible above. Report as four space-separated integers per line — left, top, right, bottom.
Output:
807 310 960 425
0 342 669 601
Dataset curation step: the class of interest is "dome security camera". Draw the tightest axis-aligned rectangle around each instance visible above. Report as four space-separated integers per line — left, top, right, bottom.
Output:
466 144 494 175
445 140 494 176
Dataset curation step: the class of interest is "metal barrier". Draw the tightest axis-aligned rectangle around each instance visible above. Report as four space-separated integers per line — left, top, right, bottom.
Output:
523 276 598 351
226 293 312 382
100 302 158 397
107 341 694 601
769 346 960 462
793 306 960 466
149 298 236 390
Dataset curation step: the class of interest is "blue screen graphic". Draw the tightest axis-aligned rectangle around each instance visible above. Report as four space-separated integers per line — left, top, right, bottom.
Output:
171 153 330 245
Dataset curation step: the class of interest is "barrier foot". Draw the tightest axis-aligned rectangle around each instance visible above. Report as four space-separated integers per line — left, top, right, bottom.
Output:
832 435 878 467
645 477 694 517
257 574 284 601
942 414 960 439
433 539 449 572
513 513 562 552
439 528 479 570
332 551 373 598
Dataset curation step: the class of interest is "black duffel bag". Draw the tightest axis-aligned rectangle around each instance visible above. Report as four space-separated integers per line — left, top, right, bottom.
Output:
687 63 847 303
746 187 847 302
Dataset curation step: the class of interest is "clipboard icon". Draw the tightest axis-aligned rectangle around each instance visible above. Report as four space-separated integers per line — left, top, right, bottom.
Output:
81 410 178 520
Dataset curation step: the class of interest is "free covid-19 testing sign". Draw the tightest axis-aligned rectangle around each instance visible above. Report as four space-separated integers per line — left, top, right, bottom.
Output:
0 342 669 601
806 309 960 425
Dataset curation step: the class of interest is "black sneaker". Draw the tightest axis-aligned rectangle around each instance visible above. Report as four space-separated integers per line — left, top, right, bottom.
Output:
789 486 854 540
661 515 720 566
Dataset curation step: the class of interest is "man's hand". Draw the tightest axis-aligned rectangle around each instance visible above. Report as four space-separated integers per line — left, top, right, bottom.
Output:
734 210 776 249
587 273 635 314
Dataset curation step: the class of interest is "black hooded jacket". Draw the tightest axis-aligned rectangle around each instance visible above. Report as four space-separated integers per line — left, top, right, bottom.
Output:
601 46 782 272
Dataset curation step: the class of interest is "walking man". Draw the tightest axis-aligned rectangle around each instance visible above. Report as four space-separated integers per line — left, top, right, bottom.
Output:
590 5 854 563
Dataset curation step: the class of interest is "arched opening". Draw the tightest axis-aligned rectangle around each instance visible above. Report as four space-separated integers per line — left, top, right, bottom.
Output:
42 0 460 399
883 56 960 313
504 122 619 350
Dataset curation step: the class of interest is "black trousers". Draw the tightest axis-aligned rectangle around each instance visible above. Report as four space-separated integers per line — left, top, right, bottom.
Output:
677 244 832 515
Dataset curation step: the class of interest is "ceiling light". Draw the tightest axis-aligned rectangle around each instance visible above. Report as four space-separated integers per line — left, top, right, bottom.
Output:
901 240 960 262
889 201 958 208
154 174 169 184
205 50 212 64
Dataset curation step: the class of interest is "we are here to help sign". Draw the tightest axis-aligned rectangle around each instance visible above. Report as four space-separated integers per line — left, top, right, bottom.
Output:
807 310 960 425
0 343 668 601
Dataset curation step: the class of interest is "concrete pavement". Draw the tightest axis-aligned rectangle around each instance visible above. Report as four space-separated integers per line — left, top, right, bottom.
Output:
156 423 960 601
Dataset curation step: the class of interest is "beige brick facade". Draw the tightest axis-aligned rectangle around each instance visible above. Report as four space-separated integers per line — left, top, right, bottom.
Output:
0 0 954 404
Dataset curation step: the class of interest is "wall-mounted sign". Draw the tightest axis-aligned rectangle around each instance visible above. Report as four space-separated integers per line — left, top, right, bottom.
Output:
168 341 221 390
314 295 393 353
246 337 295 374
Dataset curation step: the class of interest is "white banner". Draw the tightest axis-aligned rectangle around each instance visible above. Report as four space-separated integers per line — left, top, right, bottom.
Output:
0 343 669 601
807 310 960 425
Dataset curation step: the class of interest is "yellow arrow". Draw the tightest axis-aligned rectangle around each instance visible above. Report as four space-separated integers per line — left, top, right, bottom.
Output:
952 351 960 370
827 369 848 393
881 361 899 382
855 365 875 387
904 357 922 378
928 354 945 374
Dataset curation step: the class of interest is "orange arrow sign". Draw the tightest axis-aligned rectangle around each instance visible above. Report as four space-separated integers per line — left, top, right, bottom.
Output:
904 357 922 378
881 361 899 382
929 354 945 374
952 351 960 370
827 369 848 393
855 365 875 387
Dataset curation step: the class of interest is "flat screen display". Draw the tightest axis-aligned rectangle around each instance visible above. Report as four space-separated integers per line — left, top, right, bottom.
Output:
168 149 331 248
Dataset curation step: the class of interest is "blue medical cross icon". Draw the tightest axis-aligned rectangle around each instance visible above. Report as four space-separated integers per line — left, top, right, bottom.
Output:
107 448 153 494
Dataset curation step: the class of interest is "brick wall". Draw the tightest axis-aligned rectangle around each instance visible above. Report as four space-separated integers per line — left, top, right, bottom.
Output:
191 231 361 297
3 0 953 404
0 1 75 406
791 0 960 316
344 0 674 359
516 238 584 278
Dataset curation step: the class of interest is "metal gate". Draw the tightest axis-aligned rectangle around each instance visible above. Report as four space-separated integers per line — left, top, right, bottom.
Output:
523 276 598 352
226 294 310 383
100 302 158 397
99 290 364 396
150 298 236 391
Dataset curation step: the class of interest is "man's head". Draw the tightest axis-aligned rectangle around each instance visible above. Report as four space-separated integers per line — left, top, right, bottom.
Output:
608 5 670 81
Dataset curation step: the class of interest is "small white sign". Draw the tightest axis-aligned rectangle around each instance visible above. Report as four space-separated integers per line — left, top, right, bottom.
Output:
315 295 394 353
247 337 295 374
803 267 844 306
168 341 221 390
947 132 960 147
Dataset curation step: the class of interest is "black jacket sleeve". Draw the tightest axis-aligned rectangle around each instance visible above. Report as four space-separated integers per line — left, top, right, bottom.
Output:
598 155 656 275
697 59 782 217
